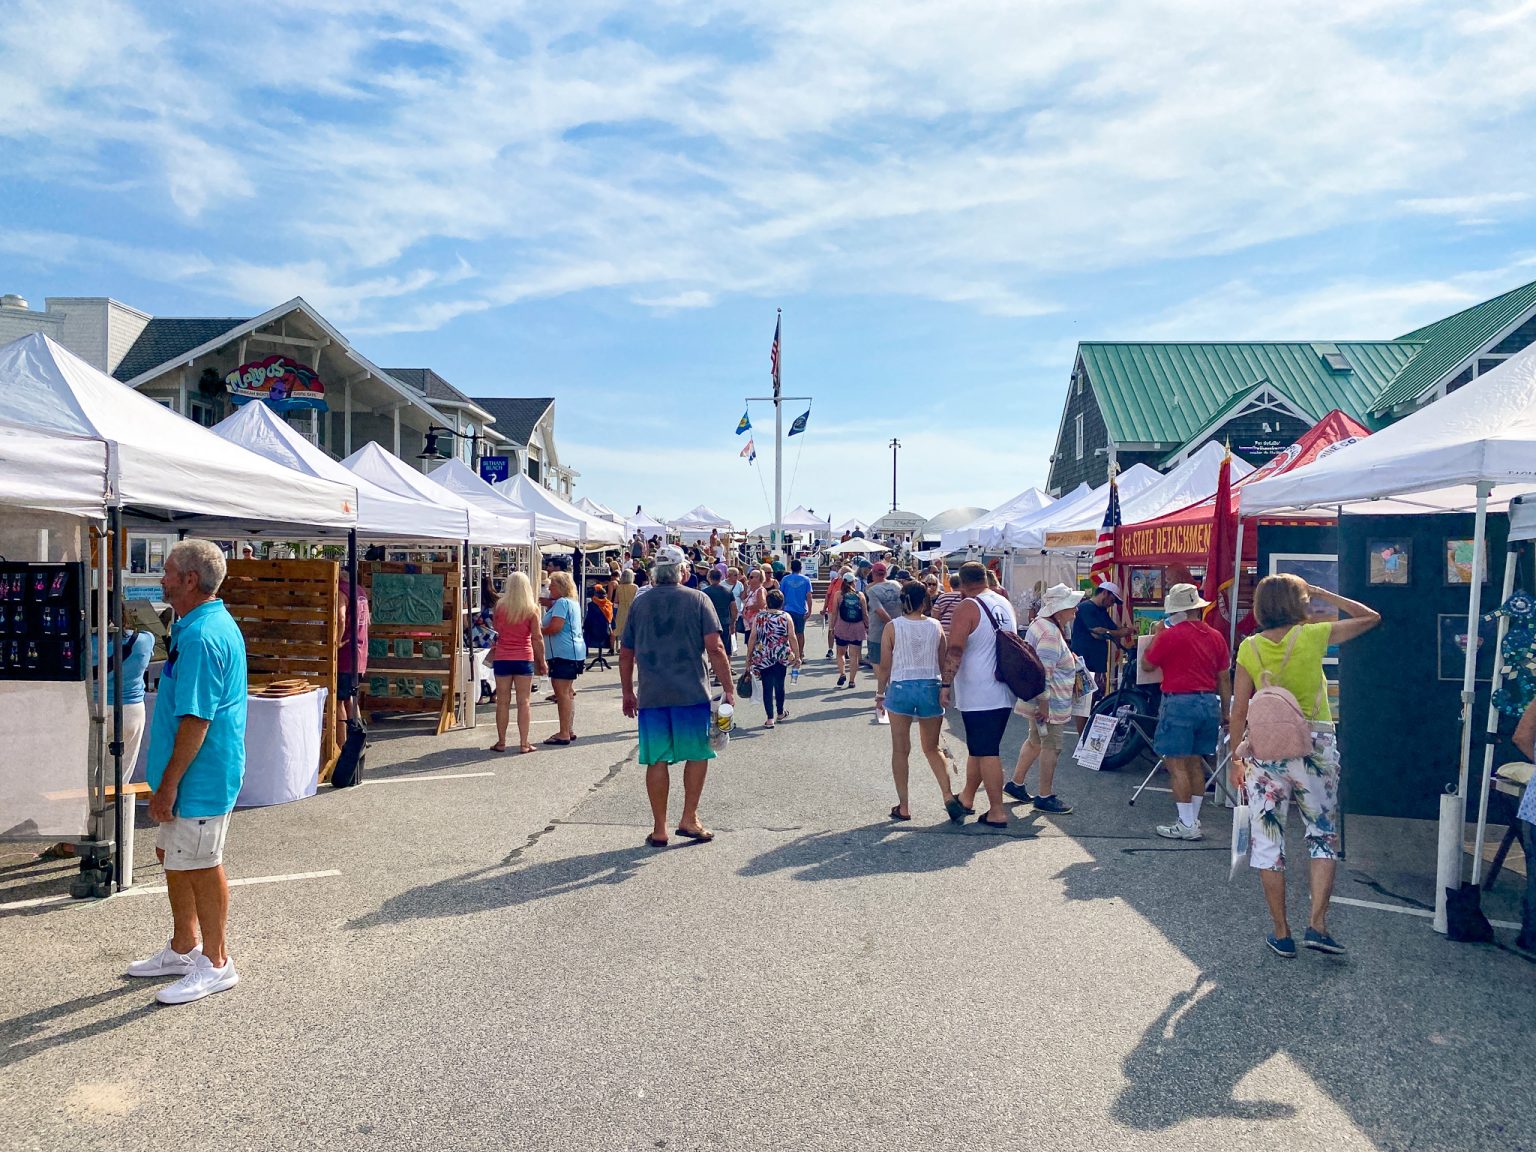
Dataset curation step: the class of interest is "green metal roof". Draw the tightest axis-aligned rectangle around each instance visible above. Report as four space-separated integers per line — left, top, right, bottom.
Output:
1370 277 1536 414
1079 341 1418 446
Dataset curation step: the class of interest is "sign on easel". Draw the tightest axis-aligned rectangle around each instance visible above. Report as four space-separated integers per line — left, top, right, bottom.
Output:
1074 713 1120 771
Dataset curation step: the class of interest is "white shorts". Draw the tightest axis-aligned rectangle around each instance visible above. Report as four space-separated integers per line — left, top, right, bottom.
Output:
155 812 231 871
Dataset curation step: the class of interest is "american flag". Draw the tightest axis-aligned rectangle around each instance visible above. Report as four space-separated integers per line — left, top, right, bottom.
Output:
1091 472 1120 584
770 314 781 396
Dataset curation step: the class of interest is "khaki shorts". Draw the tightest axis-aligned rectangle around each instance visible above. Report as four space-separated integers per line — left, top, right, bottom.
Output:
1027 715 1074 751
155 812 231 871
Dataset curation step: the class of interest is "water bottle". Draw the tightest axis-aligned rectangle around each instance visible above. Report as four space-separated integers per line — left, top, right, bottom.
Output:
790 665 800 684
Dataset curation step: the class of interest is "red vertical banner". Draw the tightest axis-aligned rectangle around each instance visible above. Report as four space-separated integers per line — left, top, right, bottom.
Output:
1201 451 1236 637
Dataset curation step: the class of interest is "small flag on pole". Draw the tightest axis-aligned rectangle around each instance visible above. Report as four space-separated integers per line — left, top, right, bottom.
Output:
736 409 751 436
770 314 781 395
740 437 756 463
1090 472 1120 584
788 409 809 437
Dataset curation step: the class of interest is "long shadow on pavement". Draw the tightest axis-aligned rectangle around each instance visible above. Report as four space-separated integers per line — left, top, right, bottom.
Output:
740 820 1028 883
0 983 155 1070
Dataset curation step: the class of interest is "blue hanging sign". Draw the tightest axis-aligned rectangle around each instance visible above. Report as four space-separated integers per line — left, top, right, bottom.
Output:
478 456 511 484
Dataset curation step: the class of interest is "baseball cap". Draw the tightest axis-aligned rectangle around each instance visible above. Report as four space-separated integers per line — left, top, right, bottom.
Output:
871 561 888 577
1097 580 1122 602
655 544 687 567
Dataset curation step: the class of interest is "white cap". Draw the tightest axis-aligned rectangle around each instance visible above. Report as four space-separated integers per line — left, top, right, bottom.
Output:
1097 580 1123 601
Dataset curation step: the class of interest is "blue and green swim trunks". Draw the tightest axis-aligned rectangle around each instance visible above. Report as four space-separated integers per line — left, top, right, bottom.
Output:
638 702 716 766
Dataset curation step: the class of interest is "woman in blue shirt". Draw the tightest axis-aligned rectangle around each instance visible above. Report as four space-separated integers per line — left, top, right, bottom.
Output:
541 571 587 746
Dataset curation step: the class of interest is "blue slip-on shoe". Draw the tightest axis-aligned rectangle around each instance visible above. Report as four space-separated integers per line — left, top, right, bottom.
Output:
1303 928 1346 955
1003 781 1032 804
1032 794 1073 815
1266 934 1297 959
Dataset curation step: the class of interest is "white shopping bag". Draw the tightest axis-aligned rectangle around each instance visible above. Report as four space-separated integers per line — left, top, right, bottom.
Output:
1229 795 1251 881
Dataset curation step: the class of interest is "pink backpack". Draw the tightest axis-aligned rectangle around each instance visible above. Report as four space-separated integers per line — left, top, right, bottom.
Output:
1239 628 1322 762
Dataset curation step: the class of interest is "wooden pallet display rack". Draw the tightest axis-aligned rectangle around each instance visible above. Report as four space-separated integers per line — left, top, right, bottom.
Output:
221 558 340 780
360 558 461 735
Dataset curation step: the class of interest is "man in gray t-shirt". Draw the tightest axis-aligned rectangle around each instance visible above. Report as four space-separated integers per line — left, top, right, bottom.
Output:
621 546 735 848
865 562 904 660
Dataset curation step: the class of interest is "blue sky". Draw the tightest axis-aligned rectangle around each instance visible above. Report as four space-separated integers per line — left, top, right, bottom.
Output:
4 0 1536 528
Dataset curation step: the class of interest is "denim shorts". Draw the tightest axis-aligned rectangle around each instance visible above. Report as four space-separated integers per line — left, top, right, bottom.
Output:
493 659 535 677
885 678 941 719
1154 692 1221 757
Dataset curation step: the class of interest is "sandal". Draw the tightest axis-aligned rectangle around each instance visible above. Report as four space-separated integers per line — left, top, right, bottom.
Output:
675 825 715 842
646 834 669 848
944 797 968 824
488 743 507 753
543 735 573 746
518 745 538 755
976 814 1009 829
889 805 912 822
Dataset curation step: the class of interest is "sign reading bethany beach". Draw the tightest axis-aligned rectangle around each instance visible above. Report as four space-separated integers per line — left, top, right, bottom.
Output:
225 355 329 413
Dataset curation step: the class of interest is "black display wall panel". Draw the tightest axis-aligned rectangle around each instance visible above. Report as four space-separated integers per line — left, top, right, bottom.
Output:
0 562 88 682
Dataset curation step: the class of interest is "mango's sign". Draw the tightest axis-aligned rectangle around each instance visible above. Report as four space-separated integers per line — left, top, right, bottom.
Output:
1117 519 1212 564
225 355 328 414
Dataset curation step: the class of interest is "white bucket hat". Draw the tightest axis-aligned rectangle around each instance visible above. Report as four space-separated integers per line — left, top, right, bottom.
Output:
1163 582 1211 615
1039 583 1084 617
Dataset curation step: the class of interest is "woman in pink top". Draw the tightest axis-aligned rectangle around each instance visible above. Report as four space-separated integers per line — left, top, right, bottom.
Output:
490 572 547 754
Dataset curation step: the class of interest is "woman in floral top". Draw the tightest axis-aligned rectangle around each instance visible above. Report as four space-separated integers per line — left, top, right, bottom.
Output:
747 588 801 728
1008 583 1086 816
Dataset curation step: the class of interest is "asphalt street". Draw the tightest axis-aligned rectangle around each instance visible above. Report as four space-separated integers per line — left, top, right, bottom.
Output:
2 644 1534 1152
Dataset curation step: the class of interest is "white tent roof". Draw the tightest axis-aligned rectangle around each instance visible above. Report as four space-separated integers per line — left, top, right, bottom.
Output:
427 460 548 547
870 509 928 534
669 505 734 540
1011 465 1162 550
496 472 624 545
0 418 109 519
575 496 622 523
826 538 890 555
1242 342 1536 517
753 505 830 536
625 510 668 537
0 333 356 528
1511 492 1536 542
940 487 1054 551
987 483 1097 549
1042 446 1251 551
211 401 467 540
343 443 526 546
918 506 990 539
833 517 871 535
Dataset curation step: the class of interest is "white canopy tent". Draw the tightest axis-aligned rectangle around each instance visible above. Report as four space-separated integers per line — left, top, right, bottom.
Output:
939 488 1054 552
625 510 668 539
1010 465 1161 551
753 505 829 538
211 401 468 540
826 538 890 555
833 517 871 536
1241 341 1536 931
669 504 734 542
428 460 553 546
0 333 357 529
1042 446 1249 551
495 473 623 545
343 443 526 546
0 419 110 520
917 506 990 543
575 496 623 524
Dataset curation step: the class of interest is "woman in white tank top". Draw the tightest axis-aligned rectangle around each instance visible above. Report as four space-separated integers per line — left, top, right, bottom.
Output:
876 580 968 823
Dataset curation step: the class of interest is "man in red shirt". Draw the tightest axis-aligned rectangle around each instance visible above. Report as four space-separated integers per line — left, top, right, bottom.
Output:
1144 583 1232 840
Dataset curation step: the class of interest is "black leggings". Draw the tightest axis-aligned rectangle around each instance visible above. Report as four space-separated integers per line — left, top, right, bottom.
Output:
760 663 787 719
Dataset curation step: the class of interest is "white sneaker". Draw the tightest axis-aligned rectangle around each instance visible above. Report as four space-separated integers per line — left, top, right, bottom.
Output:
126 939 202 978
1155 820 1203 841
155 954 239 1005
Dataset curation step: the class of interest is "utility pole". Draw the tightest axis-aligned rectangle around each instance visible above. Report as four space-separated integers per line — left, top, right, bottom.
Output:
774 309 783 550
889 438 900 512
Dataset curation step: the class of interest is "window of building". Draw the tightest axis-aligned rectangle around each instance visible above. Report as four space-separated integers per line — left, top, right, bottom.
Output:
1477 356 1509 376
187 397 219 427
1074 414 1084 460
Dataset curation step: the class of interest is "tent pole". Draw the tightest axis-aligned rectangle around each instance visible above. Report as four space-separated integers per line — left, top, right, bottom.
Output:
109 504 124 894
1227 515 1246 655
1447 483 1492 897
346 527 358 725
1471 539 1519 884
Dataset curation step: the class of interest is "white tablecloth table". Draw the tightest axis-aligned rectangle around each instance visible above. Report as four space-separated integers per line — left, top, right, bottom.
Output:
132 689 327 807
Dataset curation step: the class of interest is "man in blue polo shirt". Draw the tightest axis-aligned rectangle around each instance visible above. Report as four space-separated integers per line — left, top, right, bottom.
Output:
127 539 248 1005
779 558 813 647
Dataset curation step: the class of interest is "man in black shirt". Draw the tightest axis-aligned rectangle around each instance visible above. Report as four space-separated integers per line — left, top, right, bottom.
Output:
1069 580 1134 731
702 568 738 658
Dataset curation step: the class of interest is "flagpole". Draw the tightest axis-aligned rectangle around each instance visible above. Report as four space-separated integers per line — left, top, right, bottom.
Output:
774 308 783 551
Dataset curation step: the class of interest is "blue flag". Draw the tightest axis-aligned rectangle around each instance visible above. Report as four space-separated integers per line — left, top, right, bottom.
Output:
788 409 810 437
736 409 752 435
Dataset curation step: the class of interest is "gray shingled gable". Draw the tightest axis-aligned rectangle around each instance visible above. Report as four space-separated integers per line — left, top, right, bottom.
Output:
472 396 554 445
112 317 250 382
385 367 478 408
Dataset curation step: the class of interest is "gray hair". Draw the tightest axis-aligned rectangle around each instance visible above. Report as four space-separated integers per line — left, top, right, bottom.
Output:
652 559 682 585
167 539 227 594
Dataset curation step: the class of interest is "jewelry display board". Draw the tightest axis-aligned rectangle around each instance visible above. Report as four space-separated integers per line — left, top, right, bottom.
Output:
221 558 340 780
360 558 460 734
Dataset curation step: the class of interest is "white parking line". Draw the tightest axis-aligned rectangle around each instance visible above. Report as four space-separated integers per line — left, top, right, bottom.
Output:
360 771 495 786
1334 895 1521 931
0 868 342 912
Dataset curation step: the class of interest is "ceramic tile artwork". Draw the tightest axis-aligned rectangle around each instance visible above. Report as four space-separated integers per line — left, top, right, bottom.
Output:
368 637 388 660
371 572 445 625
394 677 415 698
422 641 444 660
368 675 388 698
394 638 414 659
423 678 443 700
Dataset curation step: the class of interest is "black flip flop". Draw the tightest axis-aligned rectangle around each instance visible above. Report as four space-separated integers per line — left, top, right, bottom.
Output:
976 814 1009 829
646 834 669 848
674 825 715 842
889 805 913 822
944 798 968 824
543 735 573 746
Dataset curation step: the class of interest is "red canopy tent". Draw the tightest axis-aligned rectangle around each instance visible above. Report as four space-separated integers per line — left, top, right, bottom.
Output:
1114 411 1370 567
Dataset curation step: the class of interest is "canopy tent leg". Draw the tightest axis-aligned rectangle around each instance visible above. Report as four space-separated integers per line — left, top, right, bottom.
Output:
1471 539 1520 884
109 504 125 893
1227 516 1246 655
